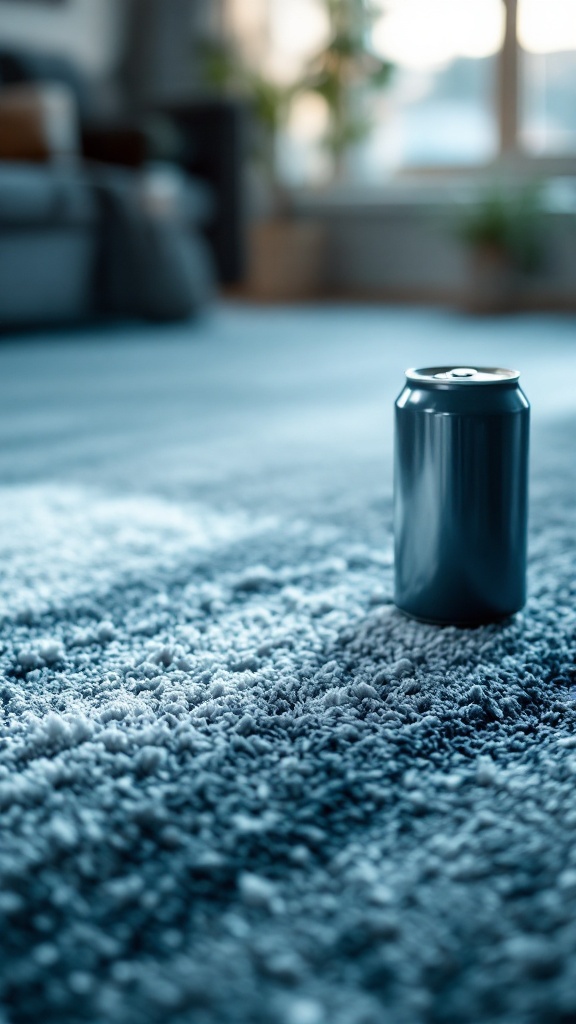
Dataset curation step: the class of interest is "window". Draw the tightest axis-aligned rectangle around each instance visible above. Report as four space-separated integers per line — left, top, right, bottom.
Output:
519 0 576 155
364 0 504 175
224 0 576 184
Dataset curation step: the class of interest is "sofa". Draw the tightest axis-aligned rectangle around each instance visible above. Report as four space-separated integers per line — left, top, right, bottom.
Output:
0 161 97 327
0 48 245 329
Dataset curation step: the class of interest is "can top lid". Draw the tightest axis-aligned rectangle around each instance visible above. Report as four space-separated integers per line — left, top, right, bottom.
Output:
406 366 520 385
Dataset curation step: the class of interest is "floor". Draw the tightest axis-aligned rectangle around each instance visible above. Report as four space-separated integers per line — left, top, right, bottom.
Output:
1 304 575 506
1 304 576 1024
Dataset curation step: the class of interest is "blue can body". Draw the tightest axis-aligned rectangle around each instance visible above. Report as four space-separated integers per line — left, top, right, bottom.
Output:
394 367 530 625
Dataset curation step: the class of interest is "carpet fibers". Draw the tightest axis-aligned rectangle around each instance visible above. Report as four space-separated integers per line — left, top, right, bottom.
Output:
0 307 576 1024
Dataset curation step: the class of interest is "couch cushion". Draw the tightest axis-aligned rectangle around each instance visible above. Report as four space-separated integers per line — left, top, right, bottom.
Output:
0 163 95 226
91 164 215 319
90 163 214 226
0 49 93 121
129 162 214 225
0 83 80 163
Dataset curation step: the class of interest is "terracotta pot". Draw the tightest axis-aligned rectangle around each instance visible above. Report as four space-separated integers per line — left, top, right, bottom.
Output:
243 219 327 302
466 243 516 314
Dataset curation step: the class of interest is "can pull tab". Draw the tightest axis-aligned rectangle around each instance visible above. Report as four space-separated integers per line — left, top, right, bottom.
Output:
408 366 520 385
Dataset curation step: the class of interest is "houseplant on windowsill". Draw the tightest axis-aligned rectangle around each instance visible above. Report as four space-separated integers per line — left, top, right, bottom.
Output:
199 1 394 299
200 36 328 300
301 0 393 182
458 184 545 313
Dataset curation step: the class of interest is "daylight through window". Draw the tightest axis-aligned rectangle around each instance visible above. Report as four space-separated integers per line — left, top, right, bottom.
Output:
225 0 576 184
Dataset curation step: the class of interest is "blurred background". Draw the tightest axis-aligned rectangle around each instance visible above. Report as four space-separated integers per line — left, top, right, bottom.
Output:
0 0 575 321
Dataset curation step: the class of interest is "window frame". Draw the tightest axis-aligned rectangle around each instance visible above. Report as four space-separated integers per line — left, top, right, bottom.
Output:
388 0 576 181
225 0 576 188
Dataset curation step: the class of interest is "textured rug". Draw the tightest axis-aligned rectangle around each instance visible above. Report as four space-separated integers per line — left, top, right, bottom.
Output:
1 307 576 1024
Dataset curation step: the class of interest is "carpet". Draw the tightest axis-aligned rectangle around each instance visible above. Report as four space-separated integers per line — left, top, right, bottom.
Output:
1 306 576 1024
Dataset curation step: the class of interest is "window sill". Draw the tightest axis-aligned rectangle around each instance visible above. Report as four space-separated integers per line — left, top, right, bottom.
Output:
289 172 576 216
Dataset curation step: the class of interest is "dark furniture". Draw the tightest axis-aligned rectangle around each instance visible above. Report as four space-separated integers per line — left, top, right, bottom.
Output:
163 101 245 286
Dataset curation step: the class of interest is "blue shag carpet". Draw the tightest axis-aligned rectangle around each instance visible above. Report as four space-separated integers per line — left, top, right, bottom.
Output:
0 305 576 1024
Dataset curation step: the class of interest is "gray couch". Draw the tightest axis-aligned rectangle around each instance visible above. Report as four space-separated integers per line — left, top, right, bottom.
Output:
0 47 246 297
0 163 96 327
0 160 215 329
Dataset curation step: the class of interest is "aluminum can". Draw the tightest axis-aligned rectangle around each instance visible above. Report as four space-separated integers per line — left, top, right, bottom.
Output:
394 366 530 625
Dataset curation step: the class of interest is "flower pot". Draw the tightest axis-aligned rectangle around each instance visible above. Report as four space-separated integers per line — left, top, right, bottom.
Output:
242 219 327 302
465 243 516 314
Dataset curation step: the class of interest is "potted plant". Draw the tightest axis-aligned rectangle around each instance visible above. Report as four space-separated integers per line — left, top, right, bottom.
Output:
200 2 394 298
200 38 293 203
302 0 393 181
458 184 545 313
201 37 329 300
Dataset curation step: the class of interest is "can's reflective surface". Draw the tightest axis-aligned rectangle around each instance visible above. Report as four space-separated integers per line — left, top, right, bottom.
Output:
394 366 530 625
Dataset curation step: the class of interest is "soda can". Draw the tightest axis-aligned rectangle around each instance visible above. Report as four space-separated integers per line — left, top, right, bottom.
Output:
394 366 530 625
